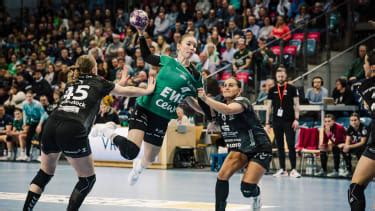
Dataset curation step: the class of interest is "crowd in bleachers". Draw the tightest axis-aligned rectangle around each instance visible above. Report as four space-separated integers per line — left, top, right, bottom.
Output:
0 0 372 176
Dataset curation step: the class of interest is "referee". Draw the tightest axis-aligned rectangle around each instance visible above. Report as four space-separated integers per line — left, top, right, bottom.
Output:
265 66 301 178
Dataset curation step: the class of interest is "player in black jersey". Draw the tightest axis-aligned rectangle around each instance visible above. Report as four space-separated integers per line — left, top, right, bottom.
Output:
198 78 272 211
348 53 375 211
23 55 155 211
339 113 368 176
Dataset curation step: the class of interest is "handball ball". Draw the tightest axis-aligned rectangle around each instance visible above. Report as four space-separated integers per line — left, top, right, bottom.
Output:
130 10 149 30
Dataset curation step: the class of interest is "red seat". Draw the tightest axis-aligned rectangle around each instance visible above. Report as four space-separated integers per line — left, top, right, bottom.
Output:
307 32 320 42
271 46 281 56
236 71 250 84
292 33 304 41
283 45 297 56
221 71 232 80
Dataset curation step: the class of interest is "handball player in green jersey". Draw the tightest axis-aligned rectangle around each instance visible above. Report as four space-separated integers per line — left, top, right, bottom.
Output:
92 24 205 185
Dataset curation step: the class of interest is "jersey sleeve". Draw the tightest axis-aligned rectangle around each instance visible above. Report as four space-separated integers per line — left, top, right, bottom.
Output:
233 97 252 110
291 85 299 98
100 78 115 97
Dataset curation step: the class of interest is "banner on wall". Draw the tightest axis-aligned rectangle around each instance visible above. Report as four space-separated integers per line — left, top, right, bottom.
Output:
90 127 130 162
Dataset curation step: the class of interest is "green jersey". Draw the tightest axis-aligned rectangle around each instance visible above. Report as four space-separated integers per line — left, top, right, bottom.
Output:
13 119 23 131
137 55 202 119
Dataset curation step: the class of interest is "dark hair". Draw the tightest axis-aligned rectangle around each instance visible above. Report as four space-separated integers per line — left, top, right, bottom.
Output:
225 77 242 89
324 113 335 120
312 76 324 86
350 112 360 119
335 78 347 88
276 65 287 73
14 108 23 113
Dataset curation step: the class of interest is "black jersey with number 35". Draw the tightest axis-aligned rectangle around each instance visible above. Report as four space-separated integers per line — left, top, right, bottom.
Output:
215 96 271 153
358 77 375 118
52 75 115 131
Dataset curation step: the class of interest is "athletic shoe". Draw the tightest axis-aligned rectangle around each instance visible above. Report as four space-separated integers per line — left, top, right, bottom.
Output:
289 169 302 178
314 169 327 177
273 169 288 177
36 156 42 162
16 154 29 161
327 170 339 177
252 195 262 210
0 154 12 161
90 122 117 138
339 169 351 177
128 159 144 186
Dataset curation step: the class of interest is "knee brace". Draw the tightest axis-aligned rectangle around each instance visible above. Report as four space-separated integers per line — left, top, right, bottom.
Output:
113 136 140 160
241 182 260 198
31 169 53 191
75 175 96 195
67 175 96 211
348 183 366 211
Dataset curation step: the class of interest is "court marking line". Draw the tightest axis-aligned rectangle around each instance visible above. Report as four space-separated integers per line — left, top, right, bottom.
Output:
0 192 279 210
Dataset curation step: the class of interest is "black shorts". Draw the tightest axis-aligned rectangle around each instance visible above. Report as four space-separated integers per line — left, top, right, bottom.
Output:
128 105 170 147
362 121 375 160
231 144 273 170
41 115 91 158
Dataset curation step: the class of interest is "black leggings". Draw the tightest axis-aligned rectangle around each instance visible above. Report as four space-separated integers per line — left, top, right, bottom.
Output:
273 120 296 169
25 123 38 157
320 145 342 172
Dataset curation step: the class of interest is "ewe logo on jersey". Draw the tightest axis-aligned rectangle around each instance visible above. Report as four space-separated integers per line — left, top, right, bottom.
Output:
156 87 186 113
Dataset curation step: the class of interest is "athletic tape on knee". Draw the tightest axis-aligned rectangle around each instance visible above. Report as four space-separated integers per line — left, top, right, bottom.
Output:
348 183 366 211
31 169 53 191
113 136 140 160
241 182 260 198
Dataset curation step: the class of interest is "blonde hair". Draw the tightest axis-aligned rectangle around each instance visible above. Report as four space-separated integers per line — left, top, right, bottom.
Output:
75 55 96 75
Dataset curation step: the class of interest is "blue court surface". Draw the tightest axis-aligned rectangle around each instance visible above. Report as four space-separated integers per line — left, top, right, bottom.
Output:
0 162 373 211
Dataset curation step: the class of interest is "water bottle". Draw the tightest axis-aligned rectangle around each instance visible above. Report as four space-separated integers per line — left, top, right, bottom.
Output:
306 155 313 175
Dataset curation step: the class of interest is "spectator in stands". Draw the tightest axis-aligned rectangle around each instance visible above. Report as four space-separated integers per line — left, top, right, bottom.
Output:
22 90 47 161
39 95 54 115
195 0 211 16
154 11 171 37
155 35 170 56
339 113 369 175
170 32 182 57
4 85 26 110
316 114 347 177
258 16 274 40
254 37 276 81
117 47 133 67
346 45 367 81
95 96 120 124
14 74 29 93
45 64 58 86
232 38 252 74
106 34 122 61
309 2 326 32
108 58 120 81
245 30 258 51
270 15 291 44
0 105 13 160
221 37 237 63
332 78 356 105
226 19 242 39
168 106 192 127
31 69 53 102
204 9 219 31
177 1 193 27
59 48 73 66
293 4 310 31
305 76 329 104
115 8 129 33
244 15 260 38
204 42 220 74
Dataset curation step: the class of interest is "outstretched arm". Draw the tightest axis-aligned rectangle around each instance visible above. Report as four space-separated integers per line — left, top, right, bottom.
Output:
138 30 161 66
110 76 156 97
185 96 204 115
